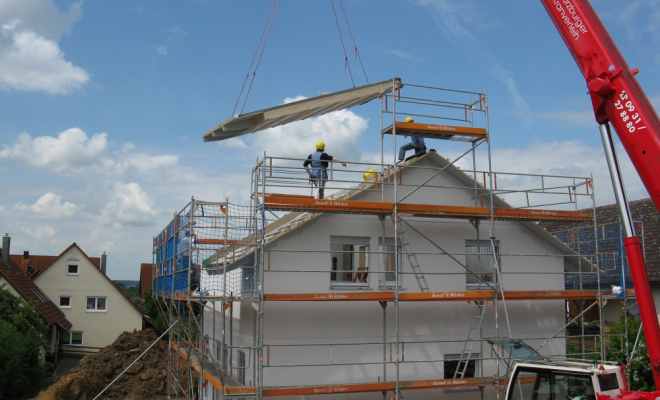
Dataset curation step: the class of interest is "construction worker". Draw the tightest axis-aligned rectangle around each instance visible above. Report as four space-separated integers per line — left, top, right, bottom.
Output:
303 141 346 199
397 117 426 163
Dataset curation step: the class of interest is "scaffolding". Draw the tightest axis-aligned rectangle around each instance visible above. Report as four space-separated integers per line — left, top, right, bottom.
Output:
154 80 636 399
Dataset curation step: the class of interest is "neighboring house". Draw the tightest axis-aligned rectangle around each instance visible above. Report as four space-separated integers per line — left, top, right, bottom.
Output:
541 198 660 324
10 243 144 354
0 243 72 365
199 152 591 398
139 262 153 297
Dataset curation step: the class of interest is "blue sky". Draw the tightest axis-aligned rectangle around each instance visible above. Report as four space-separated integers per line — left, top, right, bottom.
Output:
1 0 659 279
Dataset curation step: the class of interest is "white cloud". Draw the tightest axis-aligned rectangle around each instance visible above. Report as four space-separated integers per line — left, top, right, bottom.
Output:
283 95 307 104
448 140 648 207
155 46 167 55
15 192 76 219
124 153 179 171
246 108 369 163
20 225 57 240
418 0 531 127
101 182 156 226
0 0 89 94
0 128 107 173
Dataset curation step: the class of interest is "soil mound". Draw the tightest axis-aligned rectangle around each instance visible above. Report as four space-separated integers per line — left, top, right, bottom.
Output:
32 329 169 400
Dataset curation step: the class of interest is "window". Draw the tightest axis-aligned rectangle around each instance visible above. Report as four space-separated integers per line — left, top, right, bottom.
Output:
330 237 370 287
61 331 83 346
379 238 402 288
444 353 479 380
237 351 246 385
67 260 79 275
86 297 107 311
508 369 550 400
31 288 50 303
507 368 596 400
465 240 500 289
59 296 71 308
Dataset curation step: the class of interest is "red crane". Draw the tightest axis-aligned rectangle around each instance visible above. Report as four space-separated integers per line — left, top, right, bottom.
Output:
506 1 660 399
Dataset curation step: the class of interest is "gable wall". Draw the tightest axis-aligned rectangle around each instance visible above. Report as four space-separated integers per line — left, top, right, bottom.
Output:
210 158 568 393
34 246 142 351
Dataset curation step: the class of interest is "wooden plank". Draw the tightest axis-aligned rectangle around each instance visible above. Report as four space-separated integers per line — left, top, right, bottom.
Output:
391 121 488 138
265 293 394 301
262 376 495 397
263 290 632 302
195 239 255 246
264 196 591 222
264 196 393 214
398 203 491 218
493 208 593 222
173 343 258 395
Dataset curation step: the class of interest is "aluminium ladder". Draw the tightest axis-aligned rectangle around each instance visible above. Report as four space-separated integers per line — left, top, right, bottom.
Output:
453 302 487 379
391 215 429 292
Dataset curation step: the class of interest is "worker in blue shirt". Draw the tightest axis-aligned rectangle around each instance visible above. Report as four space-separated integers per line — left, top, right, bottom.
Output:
397 117 426 163
303 141 346 199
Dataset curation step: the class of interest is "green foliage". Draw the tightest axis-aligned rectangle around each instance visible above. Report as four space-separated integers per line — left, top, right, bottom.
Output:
143 282 167 333
115 281 139 299
0 285 53 400
607 312 655 392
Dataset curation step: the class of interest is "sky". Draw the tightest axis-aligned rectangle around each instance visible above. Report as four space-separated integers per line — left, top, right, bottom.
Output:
1 0 659 280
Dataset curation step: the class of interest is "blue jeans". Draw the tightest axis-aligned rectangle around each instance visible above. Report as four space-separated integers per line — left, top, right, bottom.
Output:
398 142 424 161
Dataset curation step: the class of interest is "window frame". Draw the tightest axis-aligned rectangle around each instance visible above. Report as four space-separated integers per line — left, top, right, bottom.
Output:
61 331 84 346
378 237 404 289
59 296 71 308
86 296 107 312
465 239 501 290
443 353 481 392
67 260 80 275
329 236 371 289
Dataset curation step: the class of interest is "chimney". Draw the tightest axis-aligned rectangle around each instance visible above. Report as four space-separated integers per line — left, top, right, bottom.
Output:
101 252 107 275
1 234 9 265
23 251 29 259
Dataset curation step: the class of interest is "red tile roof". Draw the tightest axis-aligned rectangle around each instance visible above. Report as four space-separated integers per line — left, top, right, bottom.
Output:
7 243 146 322
540 198 660 283
0 251 72 331
10 242 100 278
139 263 153 296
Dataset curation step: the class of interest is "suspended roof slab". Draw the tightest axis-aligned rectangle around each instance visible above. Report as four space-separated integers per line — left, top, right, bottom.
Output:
203 78 401 142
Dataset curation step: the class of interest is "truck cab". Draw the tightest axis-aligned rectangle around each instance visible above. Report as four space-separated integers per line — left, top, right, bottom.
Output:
505 360 625 400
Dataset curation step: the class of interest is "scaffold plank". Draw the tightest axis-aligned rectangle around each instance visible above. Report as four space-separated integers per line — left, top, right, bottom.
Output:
264 196 592 222
265 292 394 301
173 343 258 395
264 196 393 214
262 376 495 397
263 290 632 302
382 122 488 141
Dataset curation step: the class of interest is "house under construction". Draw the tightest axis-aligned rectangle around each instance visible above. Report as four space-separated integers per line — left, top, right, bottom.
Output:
152 79 638 399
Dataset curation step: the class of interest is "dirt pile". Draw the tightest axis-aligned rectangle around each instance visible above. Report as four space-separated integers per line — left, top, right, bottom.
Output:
33 329 169 400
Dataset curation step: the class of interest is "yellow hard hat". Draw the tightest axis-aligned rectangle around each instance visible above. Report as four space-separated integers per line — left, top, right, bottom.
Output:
404 117 414 123
316 141 325 150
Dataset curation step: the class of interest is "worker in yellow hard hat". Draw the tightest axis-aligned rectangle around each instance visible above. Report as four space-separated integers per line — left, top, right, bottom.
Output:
303 141 346 199
398 116 426 163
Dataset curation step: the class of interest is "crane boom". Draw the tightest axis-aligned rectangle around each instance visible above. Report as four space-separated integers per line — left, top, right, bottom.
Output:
539 0 660 391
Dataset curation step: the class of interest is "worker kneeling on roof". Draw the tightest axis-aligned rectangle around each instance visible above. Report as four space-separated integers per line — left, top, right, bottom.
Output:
398 117 426 163
304 141 346 199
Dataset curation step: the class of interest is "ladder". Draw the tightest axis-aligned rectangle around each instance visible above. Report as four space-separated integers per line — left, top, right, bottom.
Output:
453 302 487 379
391 215 429 292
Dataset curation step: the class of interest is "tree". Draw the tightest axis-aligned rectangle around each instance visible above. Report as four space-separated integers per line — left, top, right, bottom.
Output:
0 285 53 400
607 312 655 392
143 282 167 333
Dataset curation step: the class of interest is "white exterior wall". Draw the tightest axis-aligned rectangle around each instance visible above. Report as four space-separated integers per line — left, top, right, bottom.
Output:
34 246 142 352
206 157 569 399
